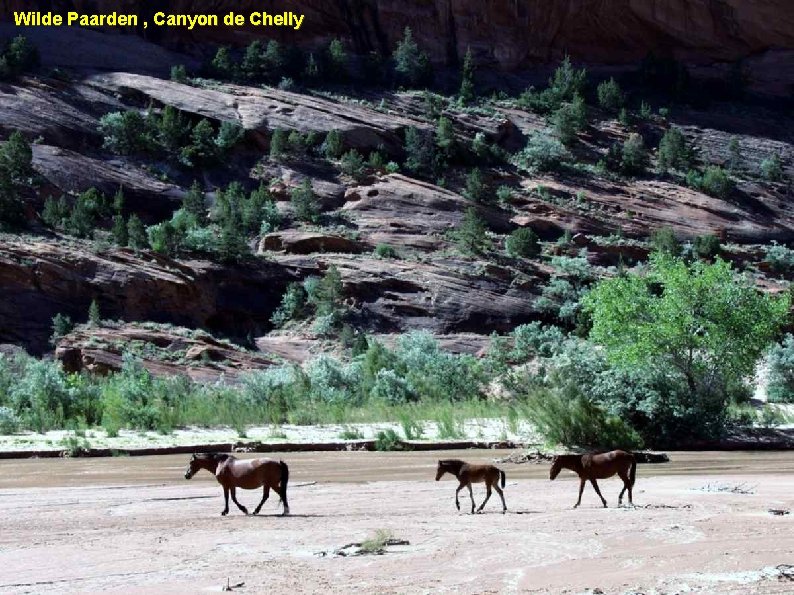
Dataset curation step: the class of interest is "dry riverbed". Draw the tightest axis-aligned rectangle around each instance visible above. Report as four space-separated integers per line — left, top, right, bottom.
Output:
1 450 793 594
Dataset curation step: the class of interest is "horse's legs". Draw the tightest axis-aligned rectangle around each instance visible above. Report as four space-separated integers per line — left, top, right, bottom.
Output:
455 482 465 511
617 470 630 506
221 486 230 516
574 478 585 508
590 478 607 508
494 484 507 513
467 484 476 514
230 487 249 515
477 484 492 513
253 485 270 515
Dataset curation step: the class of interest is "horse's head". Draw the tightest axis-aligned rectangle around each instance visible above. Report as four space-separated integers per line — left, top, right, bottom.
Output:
435 461 445 481
549 456 562 480
184 453 200 479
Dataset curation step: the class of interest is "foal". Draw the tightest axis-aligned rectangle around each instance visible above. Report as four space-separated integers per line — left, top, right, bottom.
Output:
549 450 636 508
436 459 507 514
184 453 290 516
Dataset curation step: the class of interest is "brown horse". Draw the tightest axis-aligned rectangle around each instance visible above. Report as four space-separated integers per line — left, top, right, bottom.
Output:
184 453 290 516
549 450 636 508
436 459 507 514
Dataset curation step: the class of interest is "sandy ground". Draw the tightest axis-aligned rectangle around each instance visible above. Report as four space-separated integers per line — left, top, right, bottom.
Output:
0 450 793 594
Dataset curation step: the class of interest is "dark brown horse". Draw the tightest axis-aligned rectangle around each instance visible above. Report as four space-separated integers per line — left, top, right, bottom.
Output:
549 450 636 508
436 459 507 514
184 453 290 516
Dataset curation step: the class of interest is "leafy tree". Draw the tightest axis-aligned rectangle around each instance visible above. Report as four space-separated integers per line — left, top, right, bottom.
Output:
657 127 693 172
552 94 586 144
127 214 148 249
760 153 783 182
156 106 188 156
766 334 794 403
583 255 790 440
41 196 69 229
393 27 432 87
597 78 624 111
458 47 475 105
215 121 244 152
506 227 541 258
0 131 33 182
435 117 456 163
241 40 266 81
456 207 489 254
290 179 320 223
727 136 742 172
99 111 148 155
0 36 38 79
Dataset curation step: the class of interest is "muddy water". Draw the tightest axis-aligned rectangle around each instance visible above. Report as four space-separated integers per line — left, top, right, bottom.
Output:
1 449 793 490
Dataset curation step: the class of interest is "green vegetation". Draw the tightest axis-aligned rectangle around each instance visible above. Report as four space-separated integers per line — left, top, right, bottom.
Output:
760 153 783 182
767 335 794 403
519 56 586 114
687 165 734 199
455 207 489 254
597 78 624 112
657 127 693 172
0 36 39 80
393 27 432 88
0 131 34 229
505 227 541 258
458 47 476 105
514 131 570 173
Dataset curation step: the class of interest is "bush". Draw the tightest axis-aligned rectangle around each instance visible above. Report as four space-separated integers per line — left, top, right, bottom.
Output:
692 234 721 260
374 244 398 259
458 47 475 105
340 149 367 180
323 129 344 159
0 36 39 79
99 111 148 155
518 56 587 114
552 94 586 145
650 227 682 257
170 64 188 83
50 313 74 346
404 126 437 177
514 132 570 173
370 369 415 404
375 428 403 451
760 153 784 182
455 207 489 254
463 168 485 202
597 78 624 111
767 334 794 403
697 166 734 199
0 406 19 434
505 227 540 258
764 242 794 275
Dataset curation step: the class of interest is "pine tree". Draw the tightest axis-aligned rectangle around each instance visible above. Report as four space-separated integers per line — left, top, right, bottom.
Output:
183 180 206 223
180 119 217 167
88 299 101 326
111 214 128 246
304 52 321 81
323 129 344 160
435 117 456 162
393 27 432 87
158 106 188 156
270 129 288 161
327 39 348 82
50 313 74 346
127 214 148 249
596 78 624 111
0 131 33 182
241 40 265 81
458 47 475 105
463 168 485 202
210 46 235 79
290 179 319 223
456 207 488 254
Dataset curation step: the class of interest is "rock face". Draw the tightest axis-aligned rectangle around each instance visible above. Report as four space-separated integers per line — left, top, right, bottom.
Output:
3 1 793 93
0 237 291 355
56 323 276 382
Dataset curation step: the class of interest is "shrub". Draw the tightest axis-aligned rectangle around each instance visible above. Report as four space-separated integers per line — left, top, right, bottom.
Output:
505 227 540 258
269 129 288 160
127 215 148 249
514 132 570 173
764 242 794 275
463 168 485 202
215 121 244 152
370 369 415 404
210 46 235 79
50 313 74 346
326 39 349 81
510 322 567 362
99 111 148 155
699 166 734 198
170 64 188 83
375 428 403 451
374 244 398 259
0 406 18 434
597 78 624 111
1 131 33 182
458 47 475 105
340 149 367 180
0 36 39 79
760 153 784 182
323 129 344 159
552 94 586 145
180 119 217 167
404 126 437 177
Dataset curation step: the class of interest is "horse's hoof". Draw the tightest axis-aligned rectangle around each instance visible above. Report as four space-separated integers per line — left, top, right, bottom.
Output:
221 511 228 516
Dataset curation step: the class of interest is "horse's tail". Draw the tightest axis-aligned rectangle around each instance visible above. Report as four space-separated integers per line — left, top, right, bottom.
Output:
279 460 290 513
629 456 637 488
499 469 506 489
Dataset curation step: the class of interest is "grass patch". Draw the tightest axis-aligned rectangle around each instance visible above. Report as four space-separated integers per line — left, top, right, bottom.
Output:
359 529 395 554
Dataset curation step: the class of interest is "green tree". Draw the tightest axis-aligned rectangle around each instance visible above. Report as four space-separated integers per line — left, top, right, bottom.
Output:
270 129 288 161
621 133 648 174
650 227 682 257
50 313 74 346
456 207 489 254
393 27 432 88
0 131 33 182
340 149 367 180
458 47 475 105
697 166 734 199
182 180 206 223
583 255 790 440
597 78 624 111
760 153 783 182
180 119 217 167
127 214 148 249
463 168 485 202
88 299 102 326
99 111 148 155
304 52 321 81
435 117 456 163
290 179 320 223
41 196 69 229
157 106 189 156
548 56 587 103
210 46 235 79
514 131 570 173
215 121 244 152
322 129 344 159
111 214 128 246
241 40 265 81
327 39 349 81
1 36 39 77
727 136 742 172
506 227 541 258
692 234 721 260
552 94 587 145
657 127 692 172
170 64 188 83
404 126 436 177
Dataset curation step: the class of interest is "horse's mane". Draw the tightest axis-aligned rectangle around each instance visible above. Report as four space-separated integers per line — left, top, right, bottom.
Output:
195 452 234 462
438 459 465 471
